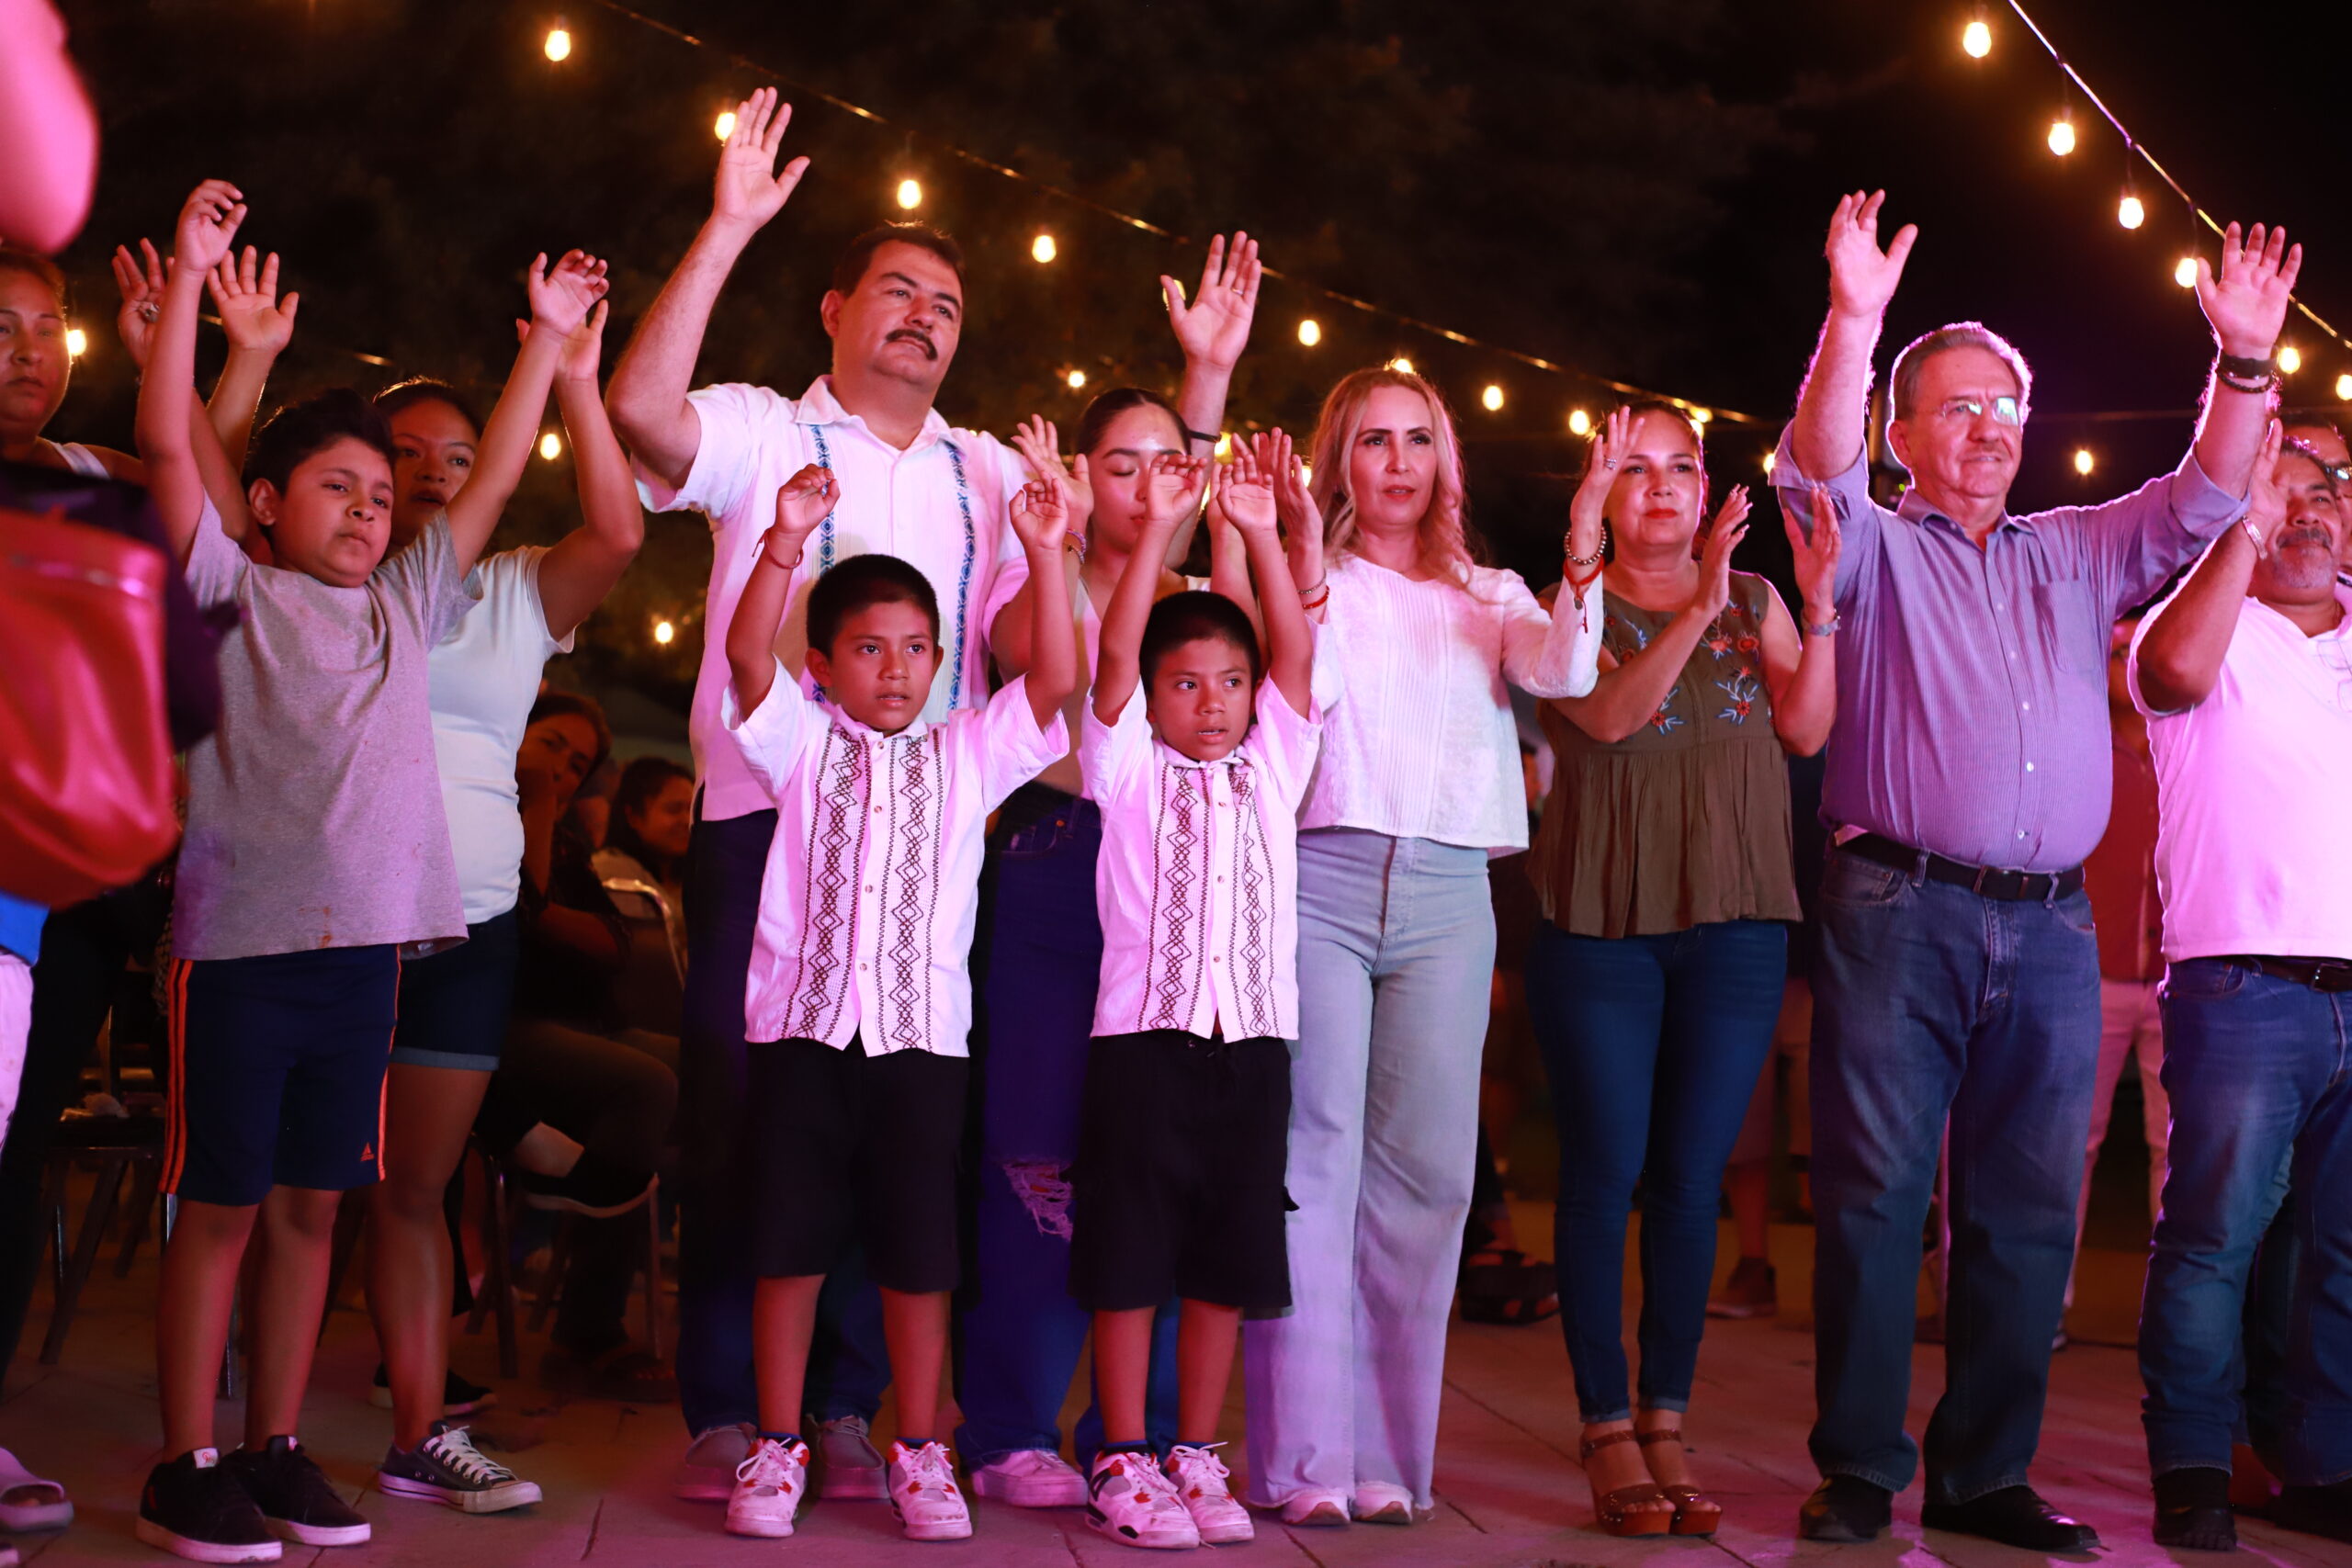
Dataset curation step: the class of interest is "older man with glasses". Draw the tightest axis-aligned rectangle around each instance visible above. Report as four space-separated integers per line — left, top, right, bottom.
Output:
1770 191 2301 1550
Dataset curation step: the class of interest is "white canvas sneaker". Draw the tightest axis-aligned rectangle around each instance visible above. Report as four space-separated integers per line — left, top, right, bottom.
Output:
1164 1444 1252 1544
1353 1480 1417 1523
1085 1450 1199 1550
724 1438 809 1539
968 1448 1088 1507
887 1440 973 1541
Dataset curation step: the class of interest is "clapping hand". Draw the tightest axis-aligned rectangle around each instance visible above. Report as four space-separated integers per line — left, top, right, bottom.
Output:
110 239 166 369
713 86 810 235
1569 404 1634 547
1825 190 1917 322
2196 222 2303 360
1010 474 1072 557
1163 232 1261 371
1142 451 1209 532
1690 487 1749 618
2241 420 2288 553
763 463 835 568
174 180 246 275
1787 485 1842 613
1218 442 1279 539
526 249 608 341
207 246 299 358
1011 415 1094 542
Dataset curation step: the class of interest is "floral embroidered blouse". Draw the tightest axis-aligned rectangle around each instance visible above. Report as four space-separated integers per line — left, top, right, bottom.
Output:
1531 571 1802 939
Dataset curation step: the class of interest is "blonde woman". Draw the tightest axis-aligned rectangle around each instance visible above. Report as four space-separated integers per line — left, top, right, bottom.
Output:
1242 367 1604 1525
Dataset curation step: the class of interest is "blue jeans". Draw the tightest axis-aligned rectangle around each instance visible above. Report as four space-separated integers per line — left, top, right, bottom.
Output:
1526 919 1786 1421
2143 960 2352 1485
1243 829 1495 1510
954 790 1176 1464
676 807 888 1436
1808 848 2098 1502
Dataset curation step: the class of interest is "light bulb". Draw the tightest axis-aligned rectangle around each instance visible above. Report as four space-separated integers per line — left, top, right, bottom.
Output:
1065 368 1086 390
1761 451 1777 475
2118 194 2146 230
1214 432 1233 459
2073 447 2095 477
2174 256 2198 288
1386 356 1415 376
1031 233 1056 265
1567 408 1592 436
2335 371 2352 402
1690 407 1713 424
1297 318 1322 347
538 432 562 462
2047 117 2075 157
895 178 922 211
652 618 675 646
2279 344 2303 376
543 26 571 61
64 327 85 357
714 110 735 141
1962 18 1992 58
1481 384 1505 412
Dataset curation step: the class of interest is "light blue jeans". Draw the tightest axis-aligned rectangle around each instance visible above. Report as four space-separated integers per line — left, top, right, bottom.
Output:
1243 829 1495 1510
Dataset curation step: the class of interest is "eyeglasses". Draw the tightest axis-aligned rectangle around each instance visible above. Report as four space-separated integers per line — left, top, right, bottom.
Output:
1932 395 2023 426
2282 437 2352 489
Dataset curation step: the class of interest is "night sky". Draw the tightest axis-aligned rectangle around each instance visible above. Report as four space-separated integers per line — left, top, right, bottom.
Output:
42 0 2352 701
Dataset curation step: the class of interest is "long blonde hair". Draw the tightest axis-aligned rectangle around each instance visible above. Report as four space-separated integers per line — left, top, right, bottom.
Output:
1306 367 1481 587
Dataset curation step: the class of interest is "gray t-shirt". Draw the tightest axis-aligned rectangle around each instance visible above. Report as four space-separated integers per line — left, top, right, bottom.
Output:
174 505 471 961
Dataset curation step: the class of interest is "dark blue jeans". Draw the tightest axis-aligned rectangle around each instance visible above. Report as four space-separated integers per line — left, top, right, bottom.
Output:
676 806 888 1436
1526 919 1785 1421
954 788 1176 1464
1808 848 2098 1503
2143 960 2352 1485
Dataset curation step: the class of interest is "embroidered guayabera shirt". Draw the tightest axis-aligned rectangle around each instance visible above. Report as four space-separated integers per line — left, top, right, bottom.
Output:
1081 682 1321 1043
724 661 1066 1055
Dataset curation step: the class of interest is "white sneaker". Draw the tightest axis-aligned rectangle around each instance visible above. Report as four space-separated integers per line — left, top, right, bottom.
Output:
887 1440 972 1541
968 1448 1087 1507
1353 1480 1416 1524
808 1414 888 1501
1280 1486 1351 1526
1086 1450 1199 1550
674 1422 754 1503
1163 1444 1251 1544
724 1438 809 1540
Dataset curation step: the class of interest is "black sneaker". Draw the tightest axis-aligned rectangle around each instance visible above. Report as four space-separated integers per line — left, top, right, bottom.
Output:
221 1436 371 1547
136 1448 282 1563
513 1150 653 1217
370 1363 498 1416
379 1421 543 1515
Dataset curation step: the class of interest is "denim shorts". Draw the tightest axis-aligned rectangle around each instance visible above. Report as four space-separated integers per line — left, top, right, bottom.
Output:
389 908 520 1072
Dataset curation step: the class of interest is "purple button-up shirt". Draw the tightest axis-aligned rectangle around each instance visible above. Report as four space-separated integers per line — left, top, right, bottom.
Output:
1772 436 2240 873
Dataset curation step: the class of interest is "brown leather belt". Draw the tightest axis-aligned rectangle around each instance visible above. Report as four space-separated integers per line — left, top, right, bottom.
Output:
1840 832 2085 903
2223 956 2352 994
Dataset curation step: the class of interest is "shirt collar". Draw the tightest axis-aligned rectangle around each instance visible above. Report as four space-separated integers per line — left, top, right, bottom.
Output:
795 375 956 456
1895 484 2032 539
1151 734 1251 773
819 693 931 745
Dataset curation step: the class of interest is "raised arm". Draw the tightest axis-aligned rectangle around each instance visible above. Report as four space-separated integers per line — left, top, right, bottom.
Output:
0 0 96 254
1005 474 1079 727
136 182 245 566
1218 442 1312 713
204 245 299 473
2190 222 2303 498
607 86 808 488
1761 484 1841 755
989 416 1091 680
443 250 597 572
726 463 833 718
535 295 644 639
1256 428 1328 624
1790 191 1916 484
2134 422 2281 712
1162 233 1260 568
1552 485 1747 743
1093 452 1204 724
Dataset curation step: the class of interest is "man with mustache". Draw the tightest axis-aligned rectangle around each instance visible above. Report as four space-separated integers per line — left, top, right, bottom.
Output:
605 89 1254 1506
2130 423 2352 1552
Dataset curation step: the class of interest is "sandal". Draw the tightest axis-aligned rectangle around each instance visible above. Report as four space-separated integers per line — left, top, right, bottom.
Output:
1578 1430 1675 1537
541 1342 677 1404
0 1448 72 1531
1637 1427 1723 1537
1458 1248 1560 1326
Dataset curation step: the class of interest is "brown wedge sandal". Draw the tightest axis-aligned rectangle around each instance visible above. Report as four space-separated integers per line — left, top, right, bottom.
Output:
1637 1427 1723 1537
1578 1429 1677 1536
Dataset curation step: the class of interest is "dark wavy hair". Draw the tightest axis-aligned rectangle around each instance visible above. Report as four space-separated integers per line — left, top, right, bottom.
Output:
1139 589 1261 688
375 376 486 437
604 755 693 880
1074 387 1186 456
244 388 399 493
831 222 965 297
0 247 68 310
807 553 941 655
526 688 613 778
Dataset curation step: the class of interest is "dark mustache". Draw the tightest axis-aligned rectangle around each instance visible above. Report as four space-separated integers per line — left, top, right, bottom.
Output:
887 328 938 360
2279 523 2333 548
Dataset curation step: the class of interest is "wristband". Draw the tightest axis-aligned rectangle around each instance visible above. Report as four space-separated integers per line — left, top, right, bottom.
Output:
2217 370 2277 396
2242 516 2268 556
1804 610 1842 637
1564 521 1609 570
2217 350 2277 379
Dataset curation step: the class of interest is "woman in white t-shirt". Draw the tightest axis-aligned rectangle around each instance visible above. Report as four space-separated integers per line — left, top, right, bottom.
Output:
364 258 644 1510
1241 367 1606 1526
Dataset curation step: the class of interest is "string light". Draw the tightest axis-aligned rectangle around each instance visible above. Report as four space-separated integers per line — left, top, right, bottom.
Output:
1296 318 1322 347
1567 408 1592 436
2117 192 2145 231
2046 114 2075 156
652 618 675 646
2173 256 2198 289
714 109 736 141
538 432 562 461
2278 344 2302 376
1386 356 1415 376
1690 406 1713 424
543 24 571 61
1030 232 1056 264
2335 371 2352 402
1962 16 1993 58
2073 446 2095 476
64 327 85 357
1214 432 1233 459
894 177 922 210
1064 368 1086 390
1761 450 1777 475
1481 384 1505 412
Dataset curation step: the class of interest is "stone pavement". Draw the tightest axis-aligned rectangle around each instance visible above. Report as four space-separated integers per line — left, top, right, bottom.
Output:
6 1196 2349 1568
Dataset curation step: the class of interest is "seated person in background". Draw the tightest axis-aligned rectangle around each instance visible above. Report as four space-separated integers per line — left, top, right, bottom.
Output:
593 755 694 967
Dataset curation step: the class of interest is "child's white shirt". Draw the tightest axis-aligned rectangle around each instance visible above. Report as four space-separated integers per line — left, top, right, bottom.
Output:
1080 681 1322 1042
725 661 1066 1054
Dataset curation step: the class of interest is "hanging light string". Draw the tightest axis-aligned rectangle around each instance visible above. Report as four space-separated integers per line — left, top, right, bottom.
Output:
562 0 1760 424
1994 0 2346 358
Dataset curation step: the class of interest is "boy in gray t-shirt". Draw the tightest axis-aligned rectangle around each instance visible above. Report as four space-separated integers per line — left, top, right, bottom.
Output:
131 180 571 1563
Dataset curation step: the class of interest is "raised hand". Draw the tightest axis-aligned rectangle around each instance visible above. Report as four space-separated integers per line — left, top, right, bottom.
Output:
1220 443 1279 537
557 300 609 383
1787 485 1841 611
174 179 246 274
2196 222 2304 359
764 463 835 566
1569 404 1634 541
713 86 810 235
1142 450 1209 532
526 249 608 341
2241 419 2288 551
1163 231 1261 371
1690 491 1748 618
1825 190 1917 322
1012 414 1095 540
207 245 299 357
1009 476 1072 556
111 239 166 369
